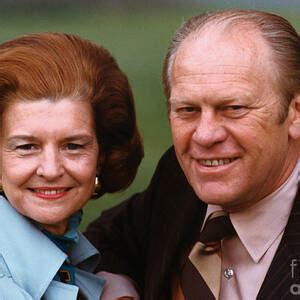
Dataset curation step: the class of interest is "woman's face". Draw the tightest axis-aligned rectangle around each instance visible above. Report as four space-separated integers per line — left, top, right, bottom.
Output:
0 98 99 235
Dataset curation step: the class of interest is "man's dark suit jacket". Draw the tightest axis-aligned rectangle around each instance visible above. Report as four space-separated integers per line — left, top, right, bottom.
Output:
85 147 300 300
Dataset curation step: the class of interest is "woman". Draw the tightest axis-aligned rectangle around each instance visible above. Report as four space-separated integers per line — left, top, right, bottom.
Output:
0 33 143 299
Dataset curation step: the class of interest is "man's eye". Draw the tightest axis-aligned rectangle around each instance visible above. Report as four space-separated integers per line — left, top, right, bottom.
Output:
178 106 196 113
220 105 249 118
16 144 36 151
222 105 244 111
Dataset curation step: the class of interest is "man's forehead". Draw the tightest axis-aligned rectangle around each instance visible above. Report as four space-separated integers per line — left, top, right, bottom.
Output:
171 24 274 85
177 25 268 64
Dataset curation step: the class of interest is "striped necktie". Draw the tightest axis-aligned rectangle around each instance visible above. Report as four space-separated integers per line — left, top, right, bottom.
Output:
180 211 236 300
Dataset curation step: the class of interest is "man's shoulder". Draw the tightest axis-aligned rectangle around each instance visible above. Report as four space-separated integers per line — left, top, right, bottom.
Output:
149 146 188 187
149 146 199 204
151 146 179 176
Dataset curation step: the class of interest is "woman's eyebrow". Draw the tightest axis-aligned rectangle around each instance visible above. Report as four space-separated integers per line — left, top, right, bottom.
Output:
62 134 95 142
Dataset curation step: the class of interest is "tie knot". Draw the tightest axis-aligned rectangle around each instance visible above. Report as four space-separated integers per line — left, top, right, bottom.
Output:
198 211 235 254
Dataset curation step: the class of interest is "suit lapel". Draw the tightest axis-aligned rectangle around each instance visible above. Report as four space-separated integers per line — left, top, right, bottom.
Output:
257 188 300 299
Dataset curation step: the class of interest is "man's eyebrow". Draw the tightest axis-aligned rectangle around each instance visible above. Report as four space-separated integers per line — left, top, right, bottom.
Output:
5 136 37 148
170 94 252 104
169 98 191 104
7 135 36 142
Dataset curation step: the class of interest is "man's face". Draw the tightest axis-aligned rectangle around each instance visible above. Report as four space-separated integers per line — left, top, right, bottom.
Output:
169 28 299 211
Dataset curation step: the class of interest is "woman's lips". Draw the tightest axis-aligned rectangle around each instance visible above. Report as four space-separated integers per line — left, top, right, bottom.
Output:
29 187 70 200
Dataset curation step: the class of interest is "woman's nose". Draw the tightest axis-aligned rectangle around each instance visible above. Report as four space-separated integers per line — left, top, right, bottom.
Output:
36 147 64 180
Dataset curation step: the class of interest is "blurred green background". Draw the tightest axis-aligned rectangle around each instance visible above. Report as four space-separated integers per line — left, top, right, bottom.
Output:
0 1 299 230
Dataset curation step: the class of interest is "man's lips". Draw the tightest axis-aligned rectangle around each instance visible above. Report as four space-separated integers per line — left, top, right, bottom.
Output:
198 157 238 167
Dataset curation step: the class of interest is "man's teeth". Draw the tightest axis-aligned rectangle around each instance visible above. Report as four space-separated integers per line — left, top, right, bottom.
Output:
35 189 65 195
200 158 235 166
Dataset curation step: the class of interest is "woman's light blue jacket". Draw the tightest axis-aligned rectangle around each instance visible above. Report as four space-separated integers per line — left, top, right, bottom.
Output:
0 195 105 299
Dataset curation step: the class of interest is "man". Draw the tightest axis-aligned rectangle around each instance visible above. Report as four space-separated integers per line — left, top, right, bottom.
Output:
86 9 300 299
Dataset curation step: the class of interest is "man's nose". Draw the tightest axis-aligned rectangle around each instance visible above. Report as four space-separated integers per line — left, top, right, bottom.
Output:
192 112 228 148
36 147 64 180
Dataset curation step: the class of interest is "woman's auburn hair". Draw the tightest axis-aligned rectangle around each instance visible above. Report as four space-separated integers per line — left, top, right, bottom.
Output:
0 32 143 195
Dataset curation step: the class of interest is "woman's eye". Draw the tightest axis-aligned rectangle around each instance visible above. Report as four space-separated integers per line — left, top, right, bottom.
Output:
65 143 84 151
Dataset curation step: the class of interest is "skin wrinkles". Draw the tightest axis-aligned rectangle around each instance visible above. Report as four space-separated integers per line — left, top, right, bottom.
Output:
169 80 283 127
169 26 299 212
172 65 257 81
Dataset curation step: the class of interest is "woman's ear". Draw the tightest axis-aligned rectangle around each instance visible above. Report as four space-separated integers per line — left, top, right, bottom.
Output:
288 94 300 140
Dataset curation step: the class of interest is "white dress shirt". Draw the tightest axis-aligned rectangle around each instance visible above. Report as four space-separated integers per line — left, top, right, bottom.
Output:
206 160 299 299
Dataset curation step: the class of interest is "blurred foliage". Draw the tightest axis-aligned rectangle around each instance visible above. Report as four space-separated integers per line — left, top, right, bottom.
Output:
0 3 299 230
0 4 199 229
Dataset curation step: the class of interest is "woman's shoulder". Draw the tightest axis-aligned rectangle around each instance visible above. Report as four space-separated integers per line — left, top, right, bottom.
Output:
0 195 68 298
0 254 33 299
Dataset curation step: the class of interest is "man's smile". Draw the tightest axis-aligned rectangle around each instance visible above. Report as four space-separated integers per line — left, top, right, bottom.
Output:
199 158 238 167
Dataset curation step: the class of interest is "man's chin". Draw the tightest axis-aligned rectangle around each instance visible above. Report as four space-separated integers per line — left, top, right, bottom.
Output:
195 188 242 210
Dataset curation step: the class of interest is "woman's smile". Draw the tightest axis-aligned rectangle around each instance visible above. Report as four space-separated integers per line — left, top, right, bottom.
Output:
28 187 71 200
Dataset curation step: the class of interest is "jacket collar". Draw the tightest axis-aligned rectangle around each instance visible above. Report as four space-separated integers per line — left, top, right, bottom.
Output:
257 187 300 299
69 230 100 272
0 196 68 298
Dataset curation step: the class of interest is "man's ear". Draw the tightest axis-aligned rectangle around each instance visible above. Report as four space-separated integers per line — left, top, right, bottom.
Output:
288 94 300 140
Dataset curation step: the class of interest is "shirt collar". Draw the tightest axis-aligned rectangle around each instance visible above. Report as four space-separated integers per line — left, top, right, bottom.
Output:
205 159 299 263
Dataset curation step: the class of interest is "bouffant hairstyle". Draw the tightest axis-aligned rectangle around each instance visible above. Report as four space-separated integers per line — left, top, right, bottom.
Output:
163 9 300 121
0 32 143 196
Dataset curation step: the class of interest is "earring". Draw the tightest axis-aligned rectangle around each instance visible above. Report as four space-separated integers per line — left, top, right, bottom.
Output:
91 176 102 199
0 183 4 195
